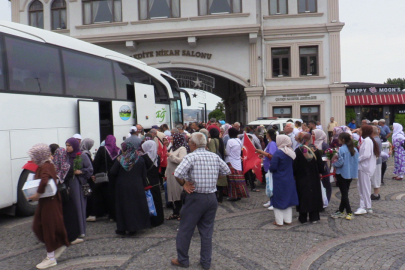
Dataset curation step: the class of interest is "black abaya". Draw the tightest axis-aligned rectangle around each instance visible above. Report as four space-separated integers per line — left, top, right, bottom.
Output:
110 157 151 233
293 147 324 215
62 170 80 242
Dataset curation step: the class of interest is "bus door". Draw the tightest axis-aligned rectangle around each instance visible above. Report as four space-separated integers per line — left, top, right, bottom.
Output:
78 100 101 150
134 83 156 129
98 100 114 144
112 100 135 146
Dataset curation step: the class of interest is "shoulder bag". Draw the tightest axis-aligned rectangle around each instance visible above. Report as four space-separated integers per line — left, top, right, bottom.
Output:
94 147 109 184
214 139 224 160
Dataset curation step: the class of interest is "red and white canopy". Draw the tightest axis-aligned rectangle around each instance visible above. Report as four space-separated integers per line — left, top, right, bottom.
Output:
346 94 405 106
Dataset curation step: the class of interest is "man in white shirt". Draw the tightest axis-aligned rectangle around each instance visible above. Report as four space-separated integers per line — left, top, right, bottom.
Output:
284 122 298 150
135 124 144 138
316 121 323 130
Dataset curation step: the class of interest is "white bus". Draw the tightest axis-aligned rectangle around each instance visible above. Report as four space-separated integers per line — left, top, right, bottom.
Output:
0 21 189 216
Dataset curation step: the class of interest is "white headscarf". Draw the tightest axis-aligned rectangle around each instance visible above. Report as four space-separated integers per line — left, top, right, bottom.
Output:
312 129 327 150
276 135 296 160
393 123 405 142
142 140 158 167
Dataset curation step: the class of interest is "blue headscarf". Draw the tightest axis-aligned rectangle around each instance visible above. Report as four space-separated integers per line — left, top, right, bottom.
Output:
119 142 140 171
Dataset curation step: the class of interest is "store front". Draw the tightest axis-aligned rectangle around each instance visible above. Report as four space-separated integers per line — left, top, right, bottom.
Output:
345 82 404 126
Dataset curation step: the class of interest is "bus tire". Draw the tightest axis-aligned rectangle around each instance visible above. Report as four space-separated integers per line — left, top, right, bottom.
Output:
16 169 37 216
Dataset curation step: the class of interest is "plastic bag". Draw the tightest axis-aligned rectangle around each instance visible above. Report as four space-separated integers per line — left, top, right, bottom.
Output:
321 182 328 208
265 171 273 198
145 190 157 216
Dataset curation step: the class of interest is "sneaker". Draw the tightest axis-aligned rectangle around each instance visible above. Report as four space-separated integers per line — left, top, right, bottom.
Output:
312 221 317 224
268 206 274 211
36 257 57 269
331 211 346 219
371 194 380 201
345 213 354 220
54 246 66 259
263 201 271 208
367 208 373 214
70 238 84 245
86 216 96 222
354 208 367 215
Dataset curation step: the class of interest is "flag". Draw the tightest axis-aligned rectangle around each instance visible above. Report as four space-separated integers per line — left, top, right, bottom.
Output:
242 133 263 182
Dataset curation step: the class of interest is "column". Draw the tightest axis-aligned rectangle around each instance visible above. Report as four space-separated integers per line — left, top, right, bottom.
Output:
329 32 341 84
330 86 346 126
245 87 263 123
328 0 340 23
11 0 20 23
249 43 258 87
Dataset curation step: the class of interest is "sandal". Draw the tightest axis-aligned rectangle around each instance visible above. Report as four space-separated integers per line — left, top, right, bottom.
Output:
284 222 292 225
167 215 180 220
273 221 283 227
393 177 403 181
251 189 260 192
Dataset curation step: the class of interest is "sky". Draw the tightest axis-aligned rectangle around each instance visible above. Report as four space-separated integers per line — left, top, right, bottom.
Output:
0 1 403 85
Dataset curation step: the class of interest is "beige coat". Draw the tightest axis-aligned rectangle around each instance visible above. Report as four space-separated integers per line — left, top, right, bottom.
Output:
165 146 187 202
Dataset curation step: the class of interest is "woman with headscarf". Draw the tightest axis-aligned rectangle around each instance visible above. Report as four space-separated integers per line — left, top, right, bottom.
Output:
226 127 249 201
80 139 95 221
208 128 227 203
65 137 93 239
354 125 379 215
53 147 81 245
330 127 343 148
293 133 324 224
110 141 150 235
392 123 405 180
165 133 189 220
222 123 232 147
87 135 121 222
269 135 299 226
256 129 278 210
142 140 164 227
28 144 70 269
311 129 332 202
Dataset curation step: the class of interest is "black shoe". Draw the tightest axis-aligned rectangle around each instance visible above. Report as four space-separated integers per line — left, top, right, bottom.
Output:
371 194 380 200
227 198 238 201
115 230 126 236
381 182 385 186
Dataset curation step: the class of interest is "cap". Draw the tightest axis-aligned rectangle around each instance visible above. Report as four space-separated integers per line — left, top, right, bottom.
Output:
372 119 378 123
151 125 159 129
73 134 82 140
129 126 137 132
219 120 225 125
379 119 386 123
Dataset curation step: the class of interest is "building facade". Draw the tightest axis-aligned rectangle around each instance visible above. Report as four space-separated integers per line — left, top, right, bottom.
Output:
11 0 345 128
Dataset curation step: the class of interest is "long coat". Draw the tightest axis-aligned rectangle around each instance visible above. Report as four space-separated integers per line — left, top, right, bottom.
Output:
33 162 70 252
165 147 187 202
110 156 151 232
293 147 324 213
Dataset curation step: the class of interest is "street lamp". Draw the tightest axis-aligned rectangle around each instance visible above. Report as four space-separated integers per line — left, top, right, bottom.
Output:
198 106 205 123
199 102 207 123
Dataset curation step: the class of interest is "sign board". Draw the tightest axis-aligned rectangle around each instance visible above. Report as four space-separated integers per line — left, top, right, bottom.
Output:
275 94 317 102
346 87 402 95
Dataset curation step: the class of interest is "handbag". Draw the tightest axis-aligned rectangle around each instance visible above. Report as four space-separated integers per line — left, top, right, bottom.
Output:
214 139 224 160
145 189 157 216
265 171 273 198
57 182 69 203
82 183 92 197
321 182 328 208
95 148 109 184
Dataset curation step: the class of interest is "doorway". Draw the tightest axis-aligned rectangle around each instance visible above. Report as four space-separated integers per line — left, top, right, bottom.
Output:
99 101 113 142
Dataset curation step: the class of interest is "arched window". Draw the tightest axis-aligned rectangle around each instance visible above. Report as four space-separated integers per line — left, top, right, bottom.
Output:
51 0 67 30
29 0 44 29
82 0 122 25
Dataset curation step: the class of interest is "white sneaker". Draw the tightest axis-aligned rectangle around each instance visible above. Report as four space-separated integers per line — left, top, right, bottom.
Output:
36 257 57 269
86 216 96 222
70 238 84 245
263 201 271 208
354 208 367 215
367 208 373 214
54 246 66 259
268 206 274 211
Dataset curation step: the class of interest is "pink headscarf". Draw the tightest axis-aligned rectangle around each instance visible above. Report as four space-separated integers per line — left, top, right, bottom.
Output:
28 143 52 166
312 129 327 150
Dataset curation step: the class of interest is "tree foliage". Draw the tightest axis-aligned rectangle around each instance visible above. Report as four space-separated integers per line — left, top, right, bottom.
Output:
345 107 356 124
215 101 225 113
208 109 225 121
385 78 405 89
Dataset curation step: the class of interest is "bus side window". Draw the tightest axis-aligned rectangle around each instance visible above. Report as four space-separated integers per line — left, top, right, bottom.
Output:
4 36 63 94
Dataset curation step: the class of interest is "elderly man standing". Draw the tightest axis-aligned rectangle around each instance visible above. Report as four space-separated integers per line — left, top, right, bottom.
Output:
327 117 338 143
135 124 144 138
284 122 298 150
233 122 243 134
378 119 391 142
125 126 142 147
171 132 231 269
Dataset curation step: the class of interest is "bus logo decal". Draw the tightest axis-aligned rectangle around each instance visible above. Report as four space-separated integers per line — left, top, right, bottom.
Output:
119 105 131 121
156 108 166 123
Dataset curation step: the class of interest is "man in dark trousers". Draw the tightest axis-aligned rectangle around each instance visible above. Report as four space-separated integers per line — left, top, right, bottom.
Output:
171 132 231 269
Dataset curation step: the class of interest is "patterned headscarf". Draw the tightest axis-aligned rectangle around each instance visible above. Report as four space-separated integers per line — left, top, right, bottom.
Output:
333 127 343 140
53 147 70 181
104 135 121 160
298 133 315 162
170 133 190 153
66 137 80 167
119 142 140 171
223 124 232 136
142 140 158 167
28 143 52 166
80 138 94 158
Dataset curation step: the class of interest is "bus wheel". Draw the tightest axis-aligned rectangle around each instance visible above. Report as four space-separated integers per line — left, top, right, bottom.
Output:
16 169 37 216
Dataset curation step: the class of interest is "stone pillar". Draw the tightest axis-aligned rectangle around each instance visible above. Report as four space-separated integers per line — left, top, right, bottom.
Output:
330 85 346 126
11 0 20 23
245 87 263 123
249 43 258 87
329 32 341 84
328 0 340 23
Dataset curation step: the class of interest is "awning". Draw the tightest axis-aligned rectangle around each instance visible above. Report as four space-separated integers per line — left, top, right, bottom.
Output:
346 94 405 106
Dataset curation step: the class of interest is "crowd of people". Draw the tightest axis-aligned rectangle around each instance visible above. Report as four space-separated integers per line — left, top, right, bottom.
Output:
26 115 403 269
